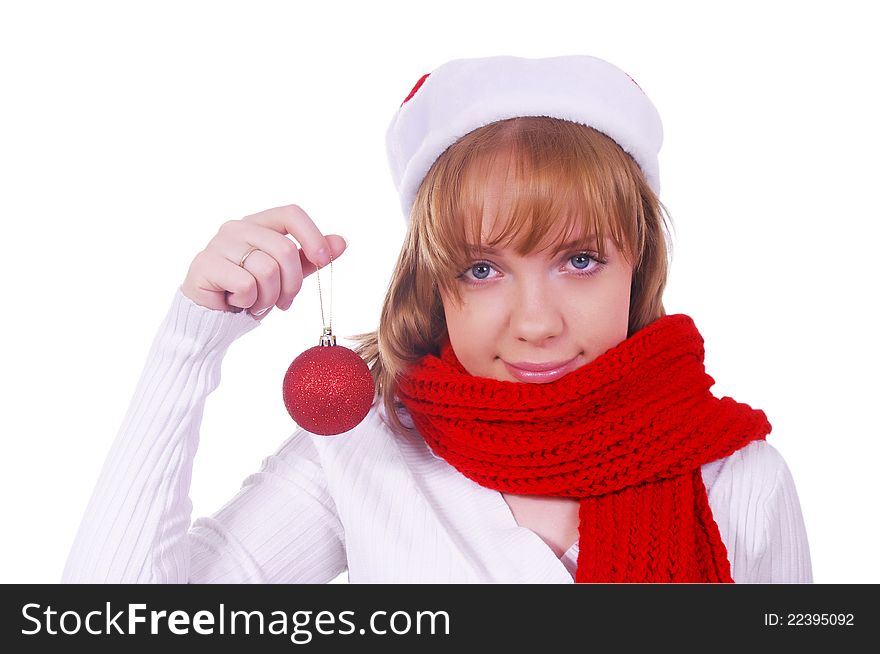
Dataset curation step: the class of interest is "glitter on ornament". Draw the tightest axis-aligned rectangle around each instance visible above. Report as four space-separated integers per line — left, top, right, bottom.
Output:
282 329 375 435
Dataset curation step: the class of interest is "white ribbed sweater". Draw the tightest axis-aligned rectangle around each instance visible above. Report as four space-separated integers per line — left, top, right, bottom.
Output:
61 288 813 584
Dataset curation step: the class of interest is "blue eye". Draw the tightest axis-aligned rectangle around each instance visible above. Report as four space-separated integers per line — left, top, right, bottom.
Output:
571 253 593 270
456 251 607 286
469 263 492 281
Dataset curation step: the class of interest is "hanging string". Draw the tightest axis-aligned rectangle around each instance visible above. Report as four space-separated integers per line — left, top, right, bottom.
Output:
315 253 333 334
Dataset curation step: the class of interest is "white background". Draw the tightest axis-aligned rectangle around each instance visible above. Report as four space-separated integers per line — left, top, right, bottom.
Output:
1 0 877 584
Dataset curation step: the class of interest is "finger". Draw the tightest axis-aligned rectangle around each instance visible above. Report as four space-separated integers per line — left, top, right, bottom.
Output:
237 249 282 316
214 222 304 309
197 249 261 311
241 204 332 270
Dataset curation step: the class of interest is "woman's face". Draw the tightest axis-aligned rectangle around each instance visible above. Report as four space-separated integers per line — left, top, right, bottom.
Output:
438 167 634 384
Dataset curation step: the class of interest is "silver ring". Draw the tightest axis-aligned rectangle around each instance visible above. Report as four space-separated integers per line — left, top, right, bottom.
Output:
239 246 261 268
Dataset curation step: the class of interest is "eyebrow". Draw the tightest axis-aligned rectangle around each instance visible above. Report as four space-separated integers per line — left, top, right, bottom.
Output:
466 236 600 255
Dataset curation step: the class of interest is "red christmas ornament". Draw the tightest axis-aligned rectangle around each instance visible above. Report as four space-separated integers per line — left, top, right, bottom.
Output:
283 328 375 435
281 252 375 435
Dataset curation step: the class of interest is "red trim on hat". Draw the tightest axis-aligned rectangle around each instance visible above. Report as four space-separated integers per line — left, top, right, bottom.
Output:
401 73 431 106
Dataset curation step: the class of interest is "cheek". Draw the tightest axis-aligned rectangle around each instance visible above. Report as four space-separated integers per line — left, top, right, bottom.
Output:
444 292 501 327
574 276 629 310
441 304 501 371
441 301 473 343
595 265 632 308
569 278 631 335
604 277 633 338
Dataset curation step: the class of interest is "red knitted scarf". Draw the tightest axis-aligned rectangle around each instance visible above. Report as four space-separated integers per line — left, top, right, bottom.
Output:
395 314 772 583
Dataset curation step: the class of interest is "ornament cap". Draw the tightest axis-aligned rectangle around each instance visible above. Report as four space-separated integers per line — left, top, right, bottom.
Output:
319 326 336 347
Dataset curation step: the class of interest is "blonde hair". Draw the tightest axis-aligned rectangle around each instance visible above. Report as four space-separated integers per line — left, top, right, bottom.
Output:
346 116 675 438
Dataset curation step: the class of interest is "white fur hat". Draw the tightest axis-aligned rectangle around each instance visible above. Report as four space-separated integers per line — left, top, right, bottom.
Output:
385 54 664 222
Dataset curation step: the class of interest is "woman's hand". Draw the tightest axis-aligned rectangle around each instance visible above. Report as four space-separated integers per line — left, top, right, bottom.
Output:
180 204 348 319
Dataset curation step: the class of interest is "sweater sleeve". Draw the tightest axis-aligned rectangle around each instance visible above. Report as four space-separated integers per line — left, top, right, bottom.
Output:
710 440 813 584
60 287 345 583
187 429 347 583
763 450 813 583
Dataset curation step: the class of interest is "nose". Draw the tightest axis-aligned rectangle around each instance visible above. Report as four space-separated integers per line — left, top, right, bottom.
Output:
509 278 564 344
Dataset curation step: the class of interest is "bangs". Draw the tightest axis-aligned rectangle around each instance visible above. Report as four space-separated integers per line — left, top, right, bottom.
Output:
414 117 647 306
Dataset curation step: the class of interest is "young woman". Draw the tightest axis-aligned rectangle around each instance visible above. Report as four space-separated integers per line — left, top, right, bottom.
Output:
62 55 811 583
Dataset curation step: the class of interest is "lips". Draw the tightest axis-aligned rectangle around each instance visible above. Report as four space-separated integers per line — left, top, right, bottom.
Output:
502 354 582 383
506 357 578 372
